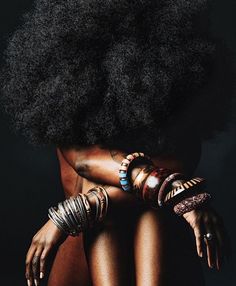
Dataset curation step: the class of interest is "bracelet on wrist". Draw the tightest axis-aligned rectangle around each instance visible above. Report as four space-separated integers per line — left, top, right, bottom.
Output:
119 152 210 212
173 192 212 216
48 186 109 236
164 177 206 205
119 152 153 192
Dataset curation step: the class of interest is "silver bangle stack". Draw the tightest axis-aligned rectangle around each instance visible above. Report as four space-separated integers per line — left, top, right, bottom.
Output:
48 186 109 236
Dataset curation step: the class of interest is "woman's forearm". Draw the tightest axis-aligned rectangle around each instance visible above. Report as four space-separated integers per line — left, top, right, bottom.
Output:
59 146 145 187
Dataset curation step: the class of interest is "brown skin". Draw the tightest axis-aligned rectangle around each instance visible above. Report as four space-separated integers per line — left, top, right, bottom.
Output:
25 139 229 286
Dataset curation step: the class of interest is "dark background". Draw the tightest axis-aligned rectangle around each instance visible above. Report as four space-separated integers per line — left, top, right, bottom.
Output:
0 1 235 285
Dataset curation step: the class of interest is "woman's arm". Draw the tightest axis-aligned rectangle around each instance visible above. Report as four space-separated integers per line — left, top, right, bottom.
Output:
56 148 82 197
59 145 127 187
25 146 227 286
58 145 189 189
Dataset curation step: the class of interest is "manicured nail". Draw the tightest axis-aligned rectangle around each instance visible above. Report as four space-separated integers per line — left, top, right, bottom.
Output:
40 272 44 279
199 251 203 257
34 279 39 286
27 279 31 286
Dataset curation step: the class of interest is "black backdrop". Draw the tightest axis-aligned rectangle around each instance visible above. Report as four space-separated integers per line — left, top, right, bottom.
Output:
0 1 235 285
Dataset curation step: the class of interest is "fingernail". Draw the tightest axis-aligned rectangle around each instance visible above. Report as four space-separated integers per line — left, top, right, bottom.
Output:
40 272 44 279
199 251 203 258
34 279 39 286
27 279 31 286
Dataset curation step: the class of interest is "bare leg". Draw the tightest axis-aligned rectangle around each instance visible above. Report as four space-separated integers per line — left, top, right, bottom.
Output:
83 202 136 286
133 207 205 286
133 207 165 286
48 235 91 286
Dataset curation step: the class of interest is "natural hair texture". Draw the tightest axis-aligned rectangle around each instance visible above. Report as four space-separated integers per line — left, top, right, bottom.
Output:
0 0 233 153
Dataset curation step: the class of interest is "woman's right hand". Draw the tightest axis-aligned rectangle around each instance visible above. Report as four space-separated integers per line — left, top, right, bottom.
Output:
25 219 67 286
183 207 230 270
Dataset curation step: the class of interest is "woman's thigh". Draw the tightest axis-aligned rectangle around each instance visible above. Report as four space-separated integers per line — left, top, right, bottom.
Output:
133 207 205 286
83 209 136 286
47 235 91 286
133 207 165 286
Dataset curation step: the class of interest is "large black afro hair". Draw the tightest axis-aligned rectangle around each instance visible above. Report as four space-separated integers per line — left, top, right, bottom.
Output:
1 0 233 153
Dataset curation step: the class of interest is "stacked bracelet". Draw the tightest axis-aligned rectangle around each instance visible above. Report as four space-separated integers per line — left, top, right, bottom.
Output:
119 152 211 215
49 195 91 236
48 186 109 236
120 152 197 208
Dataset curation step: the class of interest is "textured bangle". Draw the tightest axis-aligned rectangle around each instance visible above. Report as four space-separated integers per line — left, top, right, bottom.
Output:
164 177 206 204
119 152 153 192
173 193 211 216
157 172 186 207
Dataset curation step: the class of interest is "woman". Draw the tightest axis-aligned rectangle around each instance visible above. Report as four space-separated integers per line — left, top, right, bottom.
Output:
1 0 230 285
25 141 225 286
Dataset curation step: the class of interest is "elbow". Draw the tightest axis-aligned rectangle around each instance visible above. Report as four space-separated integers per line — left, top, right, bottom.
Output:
75 160 90 178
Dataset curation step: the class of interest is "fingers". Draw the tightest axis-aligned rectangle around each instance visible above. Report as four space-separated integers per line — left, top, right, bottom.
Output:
204 232 215 269
214 228 223 270
32 248 43 286
39 245 51 279
187 208 230 271
25 242 53 286
202 214 216 269
25 239 44 286
193 224 203 257
202 214 226 270
25 243 37 286
213 218 231 270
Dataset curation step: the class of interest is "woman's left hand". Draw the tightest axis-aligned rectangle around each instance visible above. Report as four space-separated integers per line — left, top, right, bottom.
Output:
25 219 67 286
183 207 230 270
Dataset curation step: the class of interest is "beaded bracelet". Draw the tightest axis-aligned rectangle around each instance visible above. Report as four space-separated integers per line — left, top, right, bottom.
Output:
119 152 153 192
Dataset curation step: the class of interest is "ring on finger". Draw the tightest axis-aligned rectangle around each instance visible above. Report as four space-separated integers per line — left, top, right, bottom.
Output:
203 232 214 241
